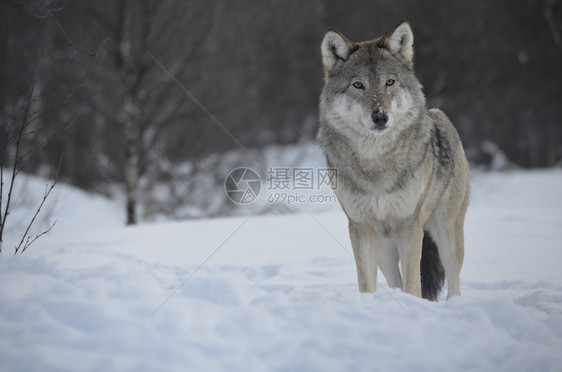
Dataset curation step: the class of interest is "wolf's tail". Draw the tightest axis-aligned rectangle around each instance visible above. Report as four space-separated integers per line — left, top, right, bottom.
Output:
420 231 445 301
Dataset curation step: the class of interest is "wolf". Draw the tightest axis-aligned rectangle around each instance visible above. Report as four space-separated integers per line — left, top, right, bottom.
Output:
317 20 469 301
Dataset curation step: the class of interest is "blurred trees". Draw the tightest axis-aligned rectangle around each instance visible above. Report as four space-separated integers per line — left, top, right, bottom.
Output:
87 0 213 224
1 0 561 222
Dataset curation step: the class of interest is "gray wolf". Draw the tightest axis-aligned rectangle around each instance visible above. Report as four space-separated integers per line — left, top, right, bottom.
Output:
317 20 469 300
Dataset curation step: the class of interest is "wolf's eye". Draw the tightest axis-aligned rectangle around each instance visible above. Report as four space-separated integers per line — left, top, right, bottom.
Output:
386 79 395 86
352 82 365 90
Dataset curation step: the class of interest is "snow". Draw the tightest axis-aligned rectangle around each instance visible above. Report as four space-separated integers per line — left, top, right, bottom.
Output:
1 166 562 371
1 171 124 240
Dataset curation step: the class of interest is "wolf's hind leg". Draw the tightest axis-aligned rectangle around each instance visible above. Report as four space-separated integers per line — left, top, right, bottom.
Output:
349 221 377 293
428 221 463 299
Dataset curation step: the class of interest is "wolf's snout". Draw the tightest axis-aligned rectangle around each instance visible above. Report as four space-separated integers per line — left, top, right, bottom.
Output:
371 108 389 128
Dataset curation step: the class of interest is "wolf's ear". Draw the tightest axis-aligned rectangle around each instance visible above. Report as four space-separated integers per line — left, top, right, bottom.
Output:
380 20 414 69
321 28 356 74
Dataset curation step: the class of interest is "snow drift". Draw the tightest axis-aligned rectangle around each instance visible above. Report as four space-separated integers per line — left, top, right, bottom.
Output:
1 169 561 371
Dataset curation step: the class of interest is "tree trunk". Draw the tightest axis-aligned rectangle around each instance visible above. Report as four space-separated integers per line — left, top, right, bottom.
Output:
118 0 142 225
124 97 140 225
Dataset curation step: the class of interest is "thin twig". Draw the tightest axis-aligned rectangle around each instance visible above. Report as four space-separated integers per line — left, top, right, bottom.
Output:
14 182 56 254
20 221 57 254
14 155 62 255
0 121 8 251
0 79 36 248
544 0 562 51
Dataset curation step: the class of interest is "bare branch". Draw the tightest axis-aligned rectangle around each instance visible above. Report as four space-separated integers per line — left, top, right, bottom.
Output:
14 154 62 255
0 134 5 251
544 0 562 51
0 78 36 249
19 220 57 255
20 1 103 58
50 13 97 57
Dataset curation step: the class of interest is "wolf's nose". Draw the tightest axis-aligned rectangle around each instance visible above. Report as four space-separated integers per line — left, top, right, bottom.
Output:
371 108 388 127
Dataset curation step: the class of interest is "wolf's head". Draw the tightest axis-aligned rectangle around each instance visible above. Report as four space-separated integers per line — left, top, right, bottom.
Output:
320 21 426 138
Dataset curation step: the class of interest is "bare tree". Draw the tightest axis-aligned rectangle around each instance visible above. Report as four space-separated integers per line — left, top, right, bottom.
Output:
115 0 144 225
83 0 215 224
0 79 59 254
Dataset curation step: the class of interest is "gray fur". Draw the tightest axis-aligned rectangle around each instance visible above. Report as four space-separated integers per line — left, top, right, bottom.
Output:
318 21 470 300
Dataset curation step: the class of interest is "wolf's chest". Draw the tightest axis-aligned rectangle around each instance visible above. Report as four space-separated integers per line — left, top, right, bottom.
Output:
335 176 422 223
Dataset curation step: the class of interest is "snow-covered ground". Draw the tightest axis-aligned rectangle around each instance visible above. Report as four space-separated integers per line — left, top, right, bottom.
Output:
1 167 562 371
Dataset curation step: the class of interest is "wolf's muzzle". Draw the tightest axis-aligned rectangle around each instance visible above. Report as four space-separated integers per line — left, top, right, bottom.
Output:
371 108 389 129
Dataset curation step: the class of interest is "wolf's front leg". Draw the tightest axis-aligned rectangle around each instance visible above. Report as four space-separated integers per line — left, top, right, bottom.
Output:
397 218 423 297
376 235 403 289
348 221 377 292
